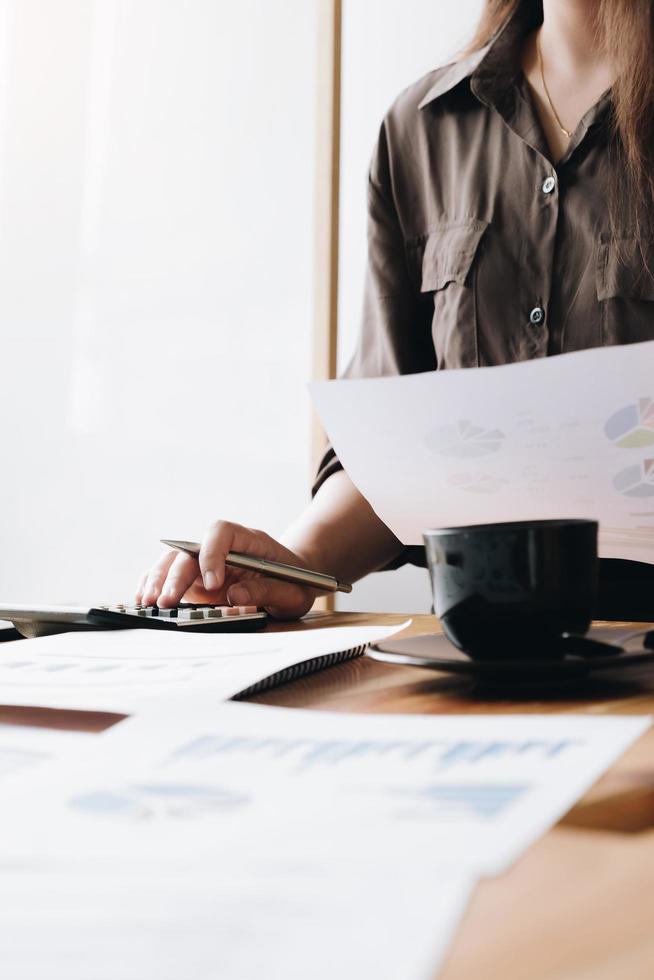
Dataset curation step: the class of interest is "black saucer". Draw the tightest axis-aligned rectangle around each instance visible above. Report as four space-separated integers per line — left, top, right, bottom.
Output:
369 626 654 685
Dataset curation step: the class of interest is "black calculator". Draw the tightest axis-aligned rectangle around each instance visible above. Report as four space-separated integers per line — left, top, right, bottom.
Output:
0 603 269 639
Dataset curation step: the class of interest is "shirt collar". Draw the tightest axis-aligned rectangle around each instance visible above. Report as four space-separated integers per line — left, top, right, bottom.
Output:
417 46 491 109
418 1 543 111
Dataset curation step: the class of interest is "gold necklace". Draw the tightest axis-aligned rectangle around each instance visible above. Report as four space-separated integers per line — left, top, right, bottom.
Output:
536 33 571 139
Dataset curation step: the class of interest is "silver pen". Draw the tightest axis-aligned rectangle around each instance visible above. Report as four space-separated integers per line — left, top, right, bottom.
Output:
160 539 353 594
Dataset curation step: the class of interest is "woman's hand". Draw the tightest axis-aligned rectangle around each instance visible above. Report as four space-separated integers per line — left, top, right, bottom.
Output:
136 473 403 621
135 521 317 620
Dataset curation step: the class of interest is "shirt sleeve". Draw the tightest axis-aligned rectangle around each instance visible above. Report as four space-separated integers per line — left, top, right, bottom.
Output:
312 118 436 499
311 123 434 572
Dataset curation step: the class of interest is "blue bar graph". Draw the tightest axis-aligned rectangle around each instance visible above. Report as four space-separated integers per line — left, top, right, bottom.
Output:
169 734 581 772
391 783 529 820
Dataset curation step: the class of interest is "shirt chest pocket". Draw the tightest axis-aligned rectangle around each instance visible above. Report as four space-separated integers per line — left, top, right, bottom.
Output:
597 236 654 345
414 219 488 369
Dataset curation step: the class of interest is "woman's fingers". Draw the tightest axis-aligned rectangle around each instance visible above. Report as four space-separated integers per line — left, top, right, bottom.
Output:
144 552 199 608
134 571 149 605
227 577 314 621
139 551 177 606
200 521 254 590
136 555 231 607
179 577 231 605
199 520 295 590
158 552 206 608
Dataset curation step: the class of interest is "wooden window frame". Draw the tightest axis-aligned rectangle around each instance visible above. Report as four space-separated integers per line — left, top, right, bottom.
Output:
311 0 342 612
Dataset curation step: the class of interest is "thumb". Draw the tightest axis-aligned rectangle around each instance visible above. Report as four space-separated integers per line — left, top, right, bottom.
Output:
227 578 314 621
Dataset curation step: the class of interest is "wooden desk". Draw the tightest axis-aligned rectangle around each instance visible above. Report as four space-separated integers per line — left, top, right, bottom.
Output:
3 612 654 979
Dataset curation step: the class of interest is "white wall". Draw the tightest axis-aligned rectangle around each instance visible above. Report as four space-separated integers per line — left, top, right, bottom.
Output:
0 0 318 604
336 0 484 613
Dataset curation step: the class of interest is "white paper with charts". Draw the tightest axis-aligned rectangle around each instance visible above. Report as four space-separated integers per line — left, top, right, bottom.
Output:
1 705 647 877
1 709 645 980
311 340 654 561
0 724 94 796
0 623 406 714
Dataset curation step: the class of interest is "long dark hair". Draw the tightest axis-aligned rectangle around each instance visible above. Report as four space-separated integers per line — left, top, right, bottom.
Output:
467 1 654 245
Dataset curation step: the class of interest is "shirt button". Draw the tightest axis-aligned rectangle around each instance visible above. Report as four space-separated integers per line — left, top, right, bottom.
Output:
529 306 545 325
542 176 556 194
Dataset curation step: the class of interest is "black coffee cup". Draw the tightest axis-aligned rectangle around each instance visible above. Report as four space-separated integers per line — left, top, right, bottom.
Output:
423 519 598 660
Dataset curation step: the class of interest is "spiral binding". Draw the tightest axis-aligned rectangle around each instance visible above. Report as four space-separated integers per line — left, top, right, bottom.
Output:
232 643 368 700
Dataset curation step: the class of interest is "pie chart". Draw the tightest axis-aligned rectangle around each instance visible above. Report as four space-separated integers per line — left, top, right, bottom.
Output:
613 460 654 498
70 783 250 820
426 420 505 458
605 399 654 448
449 471 508 494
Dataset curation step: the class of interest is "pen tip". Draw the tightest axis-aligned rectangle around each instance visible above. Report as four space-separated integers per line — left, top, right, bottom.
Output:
160 539 201 555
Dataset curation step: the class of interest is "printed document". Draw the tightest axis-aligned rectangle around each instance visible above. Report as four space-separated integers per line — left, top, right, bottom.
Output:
1 707 647 979
2 705 647 876
0 724 93 796
312 339 654 560
0 622 405 714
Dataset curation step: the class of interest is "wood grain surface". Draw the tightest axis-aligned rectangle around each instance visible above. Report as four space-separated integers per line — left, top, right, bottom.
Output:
3 611 654 980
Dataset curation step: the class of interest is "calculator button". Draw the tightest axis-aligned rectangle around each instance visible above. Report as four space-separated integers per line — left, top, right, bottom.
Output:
177 609 204 620
206 608 223 618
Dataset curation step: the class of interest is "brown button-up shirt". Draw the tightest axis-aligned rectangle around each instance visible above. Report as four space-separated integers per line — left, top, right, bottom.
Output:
315 3 654 501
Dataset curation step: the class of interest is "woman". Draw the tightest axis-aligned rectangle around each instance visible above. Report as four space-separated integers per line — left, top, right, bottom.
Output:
137 0 654 618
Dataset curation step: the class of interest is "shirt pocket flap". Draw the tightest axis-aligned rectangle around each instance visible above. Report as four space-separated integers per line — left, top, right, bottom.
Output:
419 220 488 293
597 237 654 301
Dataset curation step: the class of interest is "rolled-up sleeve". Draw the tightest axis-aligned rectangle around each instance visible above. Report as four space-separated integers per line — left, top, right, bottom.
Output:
312 120 436 497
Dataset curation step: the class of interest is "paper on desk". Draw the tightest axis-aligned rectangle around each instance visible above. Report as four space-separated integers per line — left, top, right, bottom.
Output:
0 861 473 980
312 340 654 561
1 708 646 980
0 622 407 714
2 704 648 877
0 724 94 796
0 703 477 980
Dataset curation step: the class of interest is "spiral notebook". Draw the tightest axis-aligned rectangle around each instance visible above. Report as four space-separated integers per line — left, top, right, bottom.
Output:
232 642 370 699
